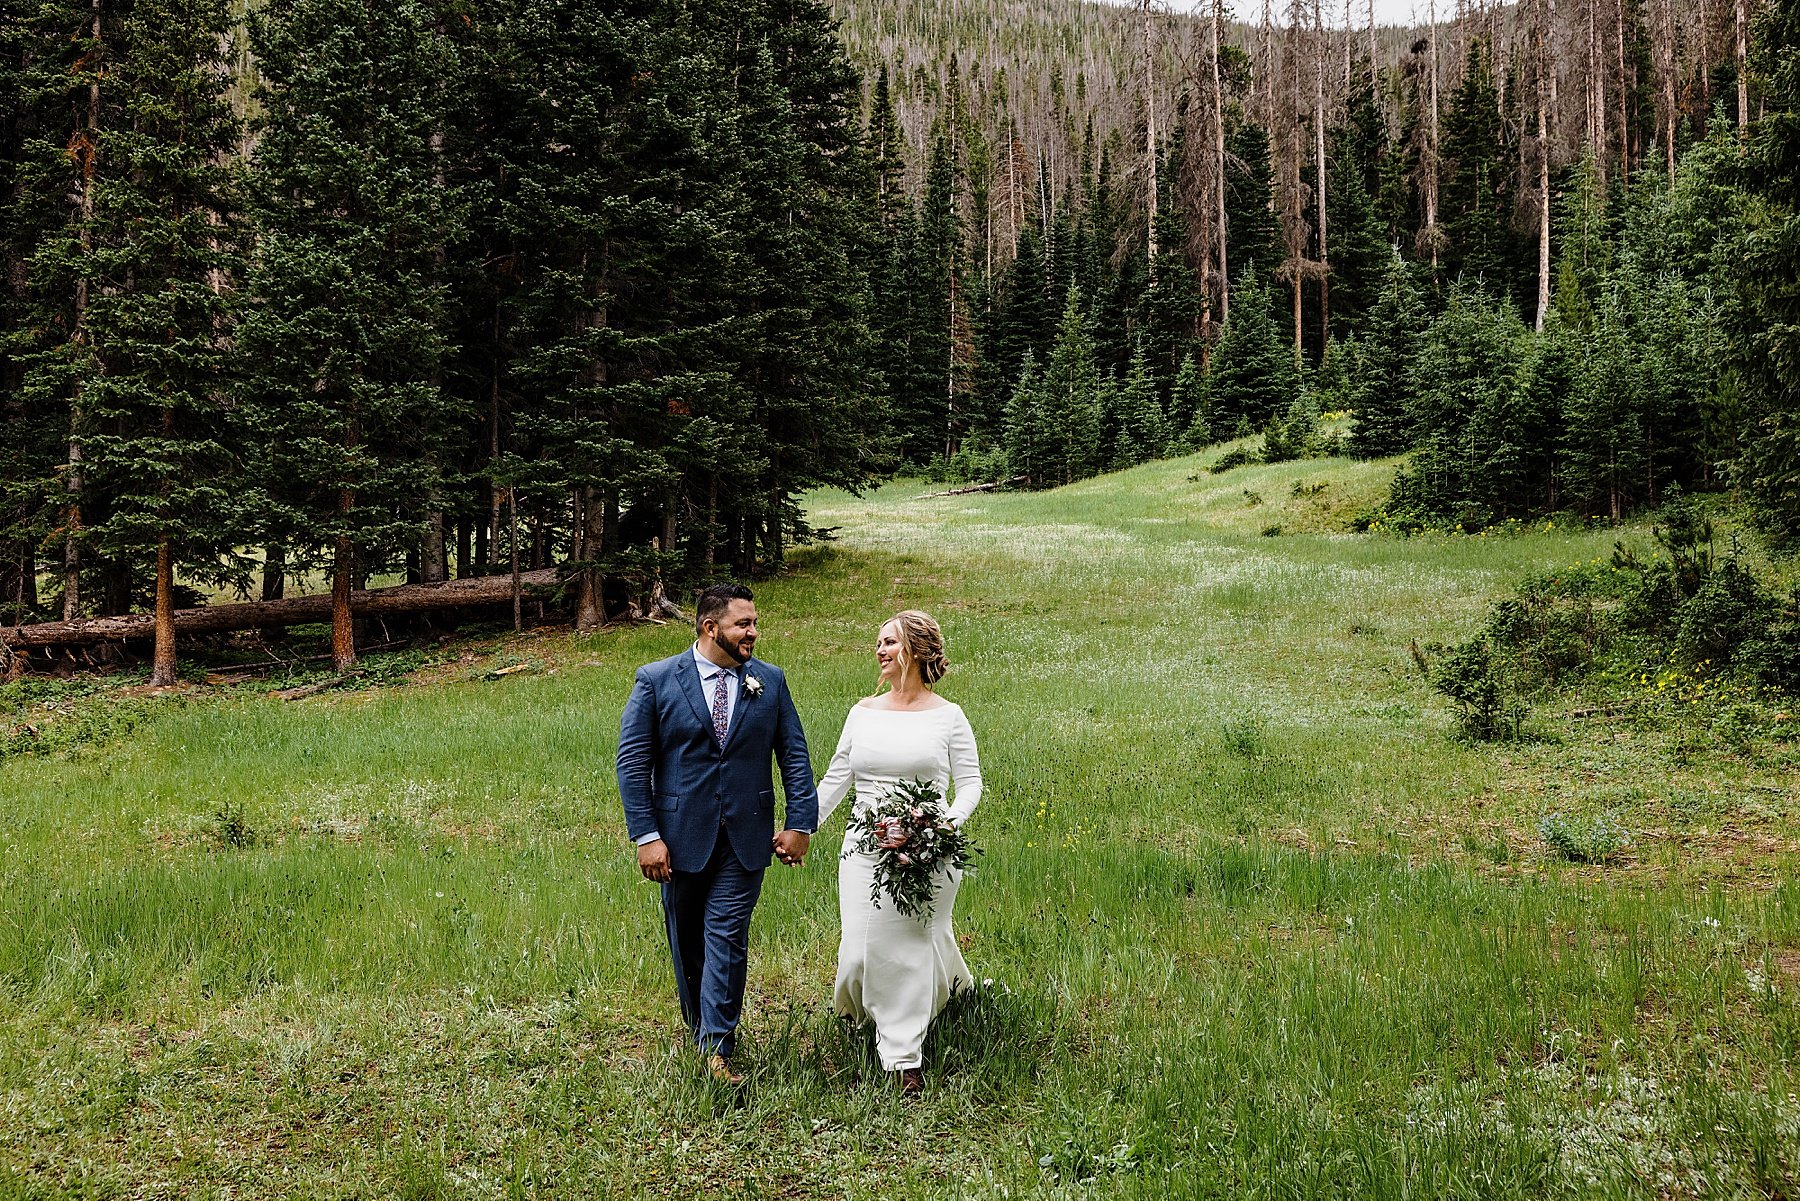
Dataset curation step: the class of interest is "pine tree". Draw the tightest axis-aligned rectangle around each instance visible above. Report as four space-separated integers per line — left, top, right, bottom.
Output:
1389 281 1529 523
1207 264 1297 434
1169 349 1211 448
1732 0 1800 546
0 1 74 623
1324 69 1393 338
1003 350 1052 486
972 223 1053 441
1349 249 1429 457
1109 347 1168 468
1552 156 1610 329
10 0 246 677
867 63 906 222
1561 287 1647 520
1440 38 1523 304
890 129 959 464
716 0 879 566
1040 283 1104 485
1223 112 1282 301
241 0 463 669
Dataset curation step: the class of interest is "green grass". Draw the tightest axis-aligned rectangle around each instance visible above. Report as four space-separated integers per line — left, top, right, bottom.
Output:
2 450 1797 1198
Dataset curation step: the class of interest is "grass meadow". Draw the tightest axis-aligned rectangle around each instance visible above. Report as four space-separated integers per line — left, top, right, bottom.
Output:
2 449 1797 1198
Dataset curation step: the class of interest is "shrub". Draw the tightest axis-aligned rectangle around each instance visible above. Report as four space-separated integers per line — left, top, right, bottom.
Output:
1537 811 1631 864
1426 637 1529 741
1221 713 1268 757
1209 446 1258 474
213 801 257 849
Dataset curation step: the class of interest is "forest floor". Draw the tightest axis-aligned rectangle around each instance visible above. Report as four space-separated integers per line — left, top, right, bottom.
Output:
2 447 1798 1199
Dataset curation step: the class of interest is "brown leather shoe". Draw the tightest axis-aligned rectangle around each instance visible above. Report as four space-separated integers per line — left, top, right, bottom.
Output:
707 1054 743 1086
899 1067 924 1095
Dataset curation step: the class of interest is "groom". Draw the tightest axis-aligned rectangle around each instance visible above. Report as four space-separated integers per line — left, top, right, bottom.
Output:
616 582 817 1083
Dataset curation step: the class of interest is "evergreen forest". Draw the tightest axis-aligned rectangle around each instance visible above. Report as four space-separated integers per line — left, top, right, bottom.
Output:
3 0 1799 681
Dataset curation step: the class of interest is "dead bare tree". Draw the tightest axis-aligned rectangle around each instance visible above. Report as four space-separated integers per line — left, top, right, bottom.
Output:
1536 0 1554 330
1142 0 1159 270
1314 0 1330 348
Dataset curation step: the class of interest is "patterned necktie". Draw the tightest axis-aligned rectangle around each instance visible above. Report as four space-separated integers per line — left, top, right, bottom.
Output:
710 668 731 749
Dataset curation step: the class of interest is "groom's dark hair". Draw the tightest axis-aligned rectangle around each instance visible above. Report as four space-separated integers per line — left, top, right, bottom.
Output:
695 582 754 633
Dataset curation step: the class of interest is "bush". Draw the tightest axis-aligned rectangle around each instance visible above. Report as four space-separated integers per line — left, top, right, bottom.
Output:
925 438 1012 486
1209 446 1258 474
1537 811 1631 864
1425 637 1529 741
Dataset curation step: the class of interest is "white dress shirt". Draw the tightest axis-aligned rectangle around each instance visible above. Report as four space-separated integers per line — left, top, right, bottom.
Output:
635 644 743 846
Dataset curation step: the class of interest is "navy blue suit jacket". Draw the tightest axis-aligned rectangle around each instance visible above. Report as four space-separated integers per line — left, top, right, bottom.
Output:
616 650 820 874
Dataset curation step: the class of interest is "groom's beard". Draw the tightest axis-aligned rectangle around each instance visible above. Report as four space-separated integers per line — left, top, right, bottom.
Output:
713 631 752 663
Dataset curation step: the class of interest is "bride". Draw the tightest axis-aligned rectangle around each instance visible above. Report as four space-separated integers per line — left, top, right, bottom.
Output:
811 609 982 1094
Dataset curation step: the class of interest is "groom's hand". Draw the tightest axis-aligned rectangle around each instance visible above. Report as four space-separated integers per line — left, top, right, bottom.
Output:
773 829 810 867
637 838 672 883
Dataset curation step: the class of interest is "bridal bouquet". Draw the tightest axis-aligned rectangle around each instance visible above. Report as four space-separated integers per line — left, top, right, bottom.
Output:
848 778 981 920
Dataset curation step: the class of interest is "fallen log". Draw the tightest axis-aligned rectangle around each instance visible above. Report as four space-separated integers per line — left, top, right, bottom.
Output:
917 476 1025 498
0 568 562 650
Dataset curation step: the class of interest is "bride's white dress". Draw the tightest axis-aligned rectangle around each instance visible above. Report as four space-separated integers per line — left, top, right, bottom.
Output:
816 701 983 1071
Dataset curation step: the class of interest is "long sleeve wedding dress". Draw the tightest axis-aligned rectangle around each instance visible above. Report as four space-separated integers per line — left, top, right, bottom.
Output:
815 701 982 1071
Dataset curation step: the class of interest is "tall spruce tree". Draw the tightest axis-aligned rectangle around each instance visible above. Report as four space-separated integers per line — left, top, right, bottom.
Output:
1561 287 1647 520
1388 281 1530 523
1439 38 1522 304
11 0 245 677
1109 346 1168 469
0 0 73 623
1349 250 1429 457
1003 350 1050 487
891 129 960 464
1325 71 1393 338
72 0 247 683
1206 264 1297 435
1169 349 1210 448
717 0 878 567
241 0 462 669
973 223 1053 444
1040 283 1104 485
1223 112 1282 303
1732 0 1800 547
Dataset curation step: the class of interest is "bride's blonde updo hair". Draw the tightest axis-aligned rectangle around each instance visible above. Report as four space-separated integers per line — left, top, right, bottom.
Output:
888 609 950 686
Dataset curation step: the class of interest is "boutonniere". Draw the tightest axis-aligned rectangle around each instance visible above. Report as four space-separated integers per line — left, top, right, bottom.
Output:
742 674 763 698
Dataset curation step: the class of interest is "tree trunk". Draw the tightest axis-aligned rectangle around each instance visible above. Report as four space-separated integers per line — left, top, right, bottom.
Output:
1660 0 1678 177
1211 0 1230 324
1735 0 1748 134
1314 0 1330 348
1427 0 1442 268
422 494 447 583
331 493 356 672
1616 0 1630 182
1142 0 1158 270
455 517 472 579
261 544 286 601
509 485 522 632
575 484 607 631
149 536 177 685
1698 0 1711 132
1590 0 1608 176
1538 0 1554 330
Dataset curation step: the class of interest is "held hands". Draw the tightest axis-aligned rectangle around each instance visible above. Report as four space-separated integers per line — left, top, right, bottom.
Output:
637 838 673 884
773 829 811 867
